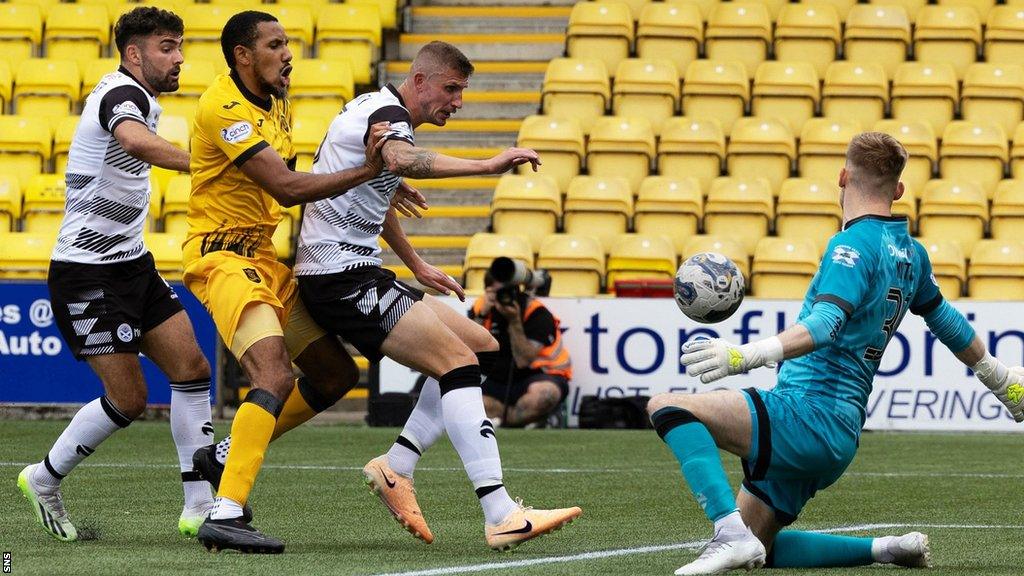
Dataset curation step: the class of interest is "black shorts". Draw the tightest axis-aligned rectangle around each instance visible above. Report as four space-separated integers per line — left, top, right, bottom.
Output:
298 266 424 362
482 371 569 407
48 252 184 360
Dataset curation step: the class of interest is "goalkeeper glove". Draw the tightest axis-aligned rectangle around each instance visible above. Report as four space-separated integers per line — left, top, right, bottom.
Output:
972 353 1024 423
680 337 784 384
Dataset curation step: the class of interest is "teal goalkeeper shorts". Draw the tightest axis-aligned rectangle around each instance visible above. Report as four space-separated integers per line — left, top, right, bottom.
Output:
740 387 862 525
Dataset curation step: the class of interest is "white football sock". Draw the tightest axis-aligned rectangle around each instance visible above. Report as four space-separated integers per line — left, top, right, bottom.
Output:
170 379 215 511
388 377 444 478
479 485 518 525
215 436 231 465
209 496 245 521
33 396 130 488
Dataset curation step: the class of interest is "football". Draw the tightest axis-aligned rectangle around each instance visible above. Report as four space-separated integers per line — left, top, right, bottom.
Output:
673 252 746 324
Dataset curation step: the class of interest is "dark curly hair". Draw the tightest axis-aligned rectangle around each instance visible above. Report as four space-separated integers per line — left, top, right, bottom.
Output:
114 7 183 56
221 11 279 69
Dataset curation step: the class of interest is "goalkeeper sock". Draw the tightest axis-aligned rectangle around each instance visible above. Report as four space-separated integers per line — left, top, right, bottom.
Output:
35 396 131 487
170 378 214 511
652 407 737 523
766 531 873 567
216 389 282 508
388 377 444 478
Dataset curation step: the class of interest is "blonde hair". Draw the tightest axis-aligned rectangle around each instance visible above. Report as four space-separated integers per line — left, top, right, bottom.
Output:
845 132 909 194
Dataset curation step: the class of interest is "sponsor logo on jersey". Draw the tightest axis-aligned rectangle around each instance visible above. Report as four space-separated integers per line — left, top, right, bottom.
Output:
112 100 143 118
223 101 241 109
116 323 134 343
832 245 861 268
221 121 253 144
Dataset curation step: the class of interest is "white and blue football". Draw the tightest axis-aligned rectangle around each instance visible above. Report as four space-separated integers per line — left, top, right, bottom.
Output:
674 252 745 324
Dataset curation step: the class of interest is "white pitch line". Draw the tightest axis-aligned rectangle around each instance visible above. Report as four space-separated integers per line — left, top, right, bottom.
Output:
365 523 1024 576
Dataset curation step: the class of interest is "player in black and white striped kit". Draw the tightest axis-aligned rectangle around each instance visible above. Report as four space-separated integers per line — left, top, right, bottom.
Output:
17 7 217 542
295 41 581 550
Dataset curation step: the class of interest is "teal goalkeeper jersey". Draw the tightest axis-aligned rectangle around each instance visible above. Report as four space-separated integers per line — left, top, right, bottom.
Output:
775 214 943 420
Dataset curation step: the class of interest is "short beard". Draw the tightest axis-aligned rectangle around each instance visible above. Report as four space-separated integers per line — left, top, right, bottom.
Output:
141 59 177 94
260 77 287 99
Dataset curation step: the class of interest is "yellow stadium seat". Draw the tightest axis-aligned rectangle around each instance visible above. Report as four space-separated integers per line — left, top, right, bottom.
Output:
22 174 65 234
939 121 1008 199
985 7 1024 66
144 231 184 281
13 59 80 127
54 115 80 176
79 0 133 18
797 118 861 182
918 179 988 255
913 6 981 80
990 179 1024 240
490 174 562 252
634 176 702 253
918 237 965 298
348 0 398 30
162 174 190 236
664 0 717 20
873 120 936 192
682 234 750 280
775 178 842 251
751 62 819 135
657 117 725 194
774 4 841 78
536 233 605 296
159 60 217 128
586 116 655 193
870 0 927 24
726 117 796 196
291 113 331 174
607 233 677 287
0 115 51 189
262 4 314 57
148 177 162 229
316 4 381 85
0 60 11 113
1011 123 1024 178
705 2 772 79
0 3 43 70
968 240 1024 300
44 4 109 71
563 176 634 253
891 63 958 137
704 177 774 254
273 204 299 259
289 59 354 120
961 64 1024 138
681 60 749 134
612 59 679 137
751 237 820 298
892 182 918 233
516 115 584 192
150 115 190 193
806 0 859 22
0 174 22 232
182 5 236 64
844 5 910 77
276 0 331 13
0 232 55 279
82 58 119 97
636 2 702 80
463 233 533 292
822 62 889 131
939 0 995 20
566 2 634 78
541 58 610 135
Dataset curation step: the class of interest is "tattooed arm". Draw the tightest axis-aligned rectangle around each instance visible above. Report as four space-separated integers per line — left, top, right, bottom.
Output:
381 140 541 179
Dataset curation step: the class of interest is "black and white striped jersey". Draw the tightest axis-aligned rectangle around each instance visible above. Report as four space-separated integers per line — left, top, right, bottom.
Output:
52 66 160 265
294 84 414 276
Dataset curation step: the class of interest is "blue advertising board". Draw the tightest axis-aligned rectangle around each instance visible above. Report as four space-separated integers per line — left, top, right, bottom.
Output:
0 281 218 404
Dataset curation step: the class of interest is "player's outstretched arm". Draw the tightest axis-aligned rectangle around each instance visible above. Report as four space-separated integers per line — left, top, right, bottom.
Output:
113 121 189 172
382 140 540 179
381 206 465 300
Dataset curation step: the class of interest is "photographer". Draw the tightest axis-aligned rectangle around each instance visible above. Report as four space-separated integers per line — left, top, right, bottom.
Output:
470 267 572 427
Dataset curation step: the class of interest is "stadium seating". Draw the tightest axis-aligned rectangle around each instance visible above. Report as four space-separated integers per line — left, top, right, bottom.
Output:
751 237 819 298
585 116 656 192
612 59 679 136
939 121 1008 199
665 0 717 20
822 62 889 131
291 113 331 173
726 117 796 196
775 178 842 251
566 2 634 78
606 233 677 287
0 116 51 189
145 231 185 281
871 0 925 23
892 182 918 233
968 240 1024 299
182 4 236 64
316 4 382 85
22 174 65 235
657 117 725 193
516 115 585 192
563 176 634 253
162 174 190 236
160 60 217 127
349 0 399 31
682 60 749 134
0 232 55 280
272 205 299 259
891 63 959 137
705 2 772 79
990 179 1024 241
843 5 911 77
288 59 355 120
940 0 994 20
541 58 610 135
873 120 937 193
750 62 819 135
0 3 43 70
774 4 841 78
797 118 861 182
0 174 21 233
43 3 109 71
263 4 315 58
636 2 702 80
1012 124 1024 178
812 0 858 22
0 60 11 112
918 179 988 255
961 64 1024 138
151 115 190 193
985 7 1024 66
82 58 119 97
704 177 774 254
490 174 562 252
919 237 965 298
463 233 533 292
634 176 703 254
913 6 982 80
54 116 80 176
536 234 605 297
14 59 80 127
682 234 750 279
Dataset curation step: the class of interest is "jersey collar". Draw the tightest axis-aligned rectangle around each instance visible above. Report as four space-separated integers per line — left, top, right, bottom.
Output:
385 83 406 107
230 70 272 112
843 214 908 230
118 65 155 97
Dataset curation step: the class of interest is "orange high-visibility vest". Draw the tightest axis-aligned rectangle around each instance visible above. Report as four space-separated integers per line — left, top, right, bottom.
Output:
471 298 573 380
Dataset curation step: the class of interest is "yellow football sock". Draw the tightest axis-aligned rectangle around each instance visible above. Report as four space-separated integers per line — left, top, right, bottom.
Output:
271 383 316 441
219 399 277 506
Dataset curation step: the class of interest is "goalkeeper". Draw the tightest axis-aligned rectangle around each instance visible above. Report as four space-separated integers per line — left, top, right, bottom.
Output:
648 132 1024 575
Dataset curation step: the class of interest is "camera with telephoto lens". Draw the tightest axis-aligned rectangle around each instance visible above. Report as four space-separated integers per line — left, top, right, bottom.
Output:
488 257 551 306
